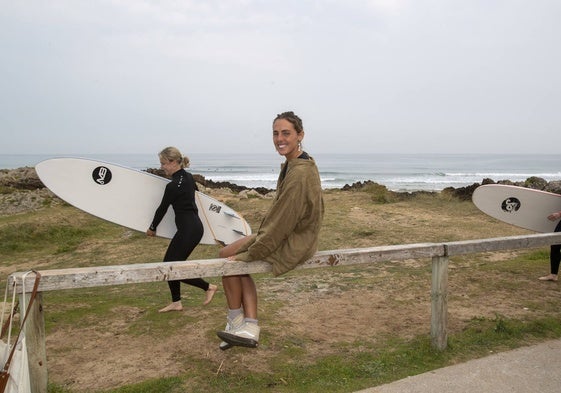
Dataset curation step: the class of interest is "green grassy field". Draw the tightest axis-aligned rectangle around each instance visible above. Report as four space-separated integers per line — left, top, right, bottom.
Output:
1 188 561 393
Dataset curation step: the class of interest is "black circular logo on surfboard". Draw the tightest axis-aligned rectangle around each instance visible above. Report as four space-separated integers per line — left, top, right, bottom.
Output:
501 197 521 213
92 166 112 185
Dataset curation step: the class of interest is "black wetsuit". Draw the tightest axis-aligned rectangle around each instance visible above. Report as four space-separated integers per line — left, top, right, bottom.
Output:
150 169 208 302
550 221 561 275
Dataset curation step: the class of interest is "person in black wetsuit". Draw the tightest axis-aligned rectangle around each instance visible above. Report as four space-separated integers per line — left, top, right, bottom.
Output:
539 210 561 282
146 146 217 312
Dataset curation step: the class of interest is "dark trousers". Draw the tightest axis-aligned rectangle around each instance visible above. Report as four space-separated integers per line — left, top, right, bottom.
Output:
164 212 207 302
550 220 561 275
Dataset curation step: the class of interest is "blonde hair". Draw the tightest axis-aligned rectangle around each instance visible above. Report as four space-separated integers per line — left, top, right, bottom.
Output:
159 146 190 168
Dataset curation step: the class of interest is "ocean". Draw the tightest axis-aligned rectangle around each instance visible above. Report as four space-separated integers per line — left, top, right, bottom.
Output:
1 153 561 192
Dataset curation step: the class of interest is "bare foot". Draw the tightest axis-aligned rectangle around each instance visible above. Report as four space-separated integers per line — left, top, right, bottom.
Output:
158 301 183 313
538 274 558 282
203 284 218 305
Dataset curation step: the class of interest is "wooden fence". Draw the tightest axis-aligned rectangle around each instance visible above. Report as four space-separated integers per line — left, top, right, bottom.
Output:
8 232 561 393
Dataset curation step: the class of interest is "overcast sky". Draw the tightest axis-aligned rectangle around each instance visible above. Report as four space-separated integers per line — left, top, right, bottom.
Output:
1 0 560 155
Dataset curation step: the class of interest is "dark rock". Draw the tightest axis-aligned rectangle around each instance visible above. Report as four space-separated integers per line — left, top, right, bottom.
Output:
0 167 44 190
341 180 378 191
497 179 516 185
546 181 561 195
3 166 561 200
524 176 548 190
442 183 481 201
143 168 273 196
145 168 168 179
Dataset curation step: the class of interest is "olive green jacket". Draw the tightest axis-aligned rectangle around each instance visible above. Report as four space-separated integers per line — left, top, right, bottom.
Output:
235 156 324 276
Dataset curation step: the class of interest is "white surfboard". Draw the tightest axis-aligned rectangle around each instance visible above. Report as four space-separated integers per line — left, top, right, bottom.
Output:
35 158 251 245
472 184 561 233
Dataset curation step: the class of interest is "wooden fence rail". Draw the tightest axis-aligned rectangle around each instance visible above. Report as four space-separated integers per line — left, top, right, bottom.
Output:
8 232 561 393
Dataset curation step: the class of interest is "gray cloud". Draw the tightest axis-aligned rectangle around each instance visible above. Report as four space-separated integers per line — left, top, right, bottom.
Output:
1 0 559 154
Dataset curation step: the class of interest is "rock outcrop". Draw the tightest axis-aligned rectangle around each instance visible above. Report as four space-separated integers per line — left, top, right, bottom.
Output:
1 167 560 215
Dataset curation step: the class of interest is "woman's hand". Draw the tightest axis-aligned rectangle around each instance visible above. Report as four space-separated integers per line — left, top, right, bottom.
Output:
547 212 561 221
146 229 156 237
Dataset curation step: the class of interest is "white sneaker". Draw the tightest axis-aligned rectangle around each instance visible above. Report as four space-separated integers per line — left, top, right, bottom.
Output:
217 321 260 348
219 314 244 351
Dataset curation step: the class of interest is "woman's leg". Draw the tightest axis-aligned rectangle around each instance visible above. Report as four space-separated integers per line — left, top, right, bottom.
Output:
219 236 258 318
158 281 183 312
222 275 243 309
220 274 258 318
550 244 561 274
240 275 258 319
217 236 260 348
159 234 186 312
217 273 261 348
540 244 560 281
177 278 217 305
160 217 216 310
539 221 561 281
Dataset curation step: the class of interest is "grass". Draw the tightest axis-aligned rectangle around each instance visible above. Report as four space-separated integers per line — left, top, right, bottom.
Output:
1 189 560 392
46 313 561 393
48 378 185 393
0 222 95 254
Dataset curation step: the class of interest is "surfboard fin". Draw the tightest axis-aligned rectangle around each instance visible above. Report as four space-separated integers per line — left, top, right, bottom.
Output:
224 211 241 219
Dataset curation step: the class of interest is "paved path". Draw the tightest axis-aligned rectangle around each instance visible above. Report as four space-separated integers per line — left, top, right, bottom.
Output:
356 339 561 393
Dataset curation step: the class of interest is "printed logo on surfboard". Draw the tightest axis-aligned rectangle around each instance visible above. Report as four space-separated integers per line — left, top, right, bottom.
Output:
208 203 222 214
92 166 112 185
501 197 521 213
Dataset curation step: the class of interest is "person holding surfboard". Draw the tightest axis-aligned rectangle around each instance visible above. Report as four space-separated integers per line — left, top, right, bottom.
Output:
215 111 324 349
147 147 218 312
539 210 561 282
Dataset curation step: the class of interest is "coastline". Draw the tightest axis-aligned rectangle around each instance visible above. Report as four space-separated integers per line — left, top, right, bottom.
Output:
1 166 561 216
2 165 561 203
3 153 561 192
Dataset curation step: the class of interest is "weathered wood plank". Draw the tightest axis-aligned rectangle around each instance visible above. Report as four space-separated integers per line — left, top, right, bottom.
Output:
10 233 561 293
430 256 449 350
444 233 561 256
304 243 443 269
20 293 47 393
10 243 444 293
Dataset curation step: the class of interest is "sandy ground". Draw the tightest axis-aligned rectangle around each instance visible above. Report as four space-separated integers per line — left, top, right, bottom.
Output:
2 187 559 392
43 251 560 392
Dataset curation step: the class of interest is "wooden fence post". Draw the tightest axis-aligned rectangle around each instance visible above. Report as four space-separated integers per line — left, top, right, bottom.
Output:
20 292 48 393
430 255 449 350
